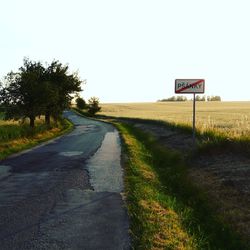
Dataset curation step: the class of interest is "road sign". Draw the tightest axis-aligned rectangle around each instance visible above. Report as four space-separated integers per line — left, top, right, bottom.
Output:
175 79 205 94
174 78 205 146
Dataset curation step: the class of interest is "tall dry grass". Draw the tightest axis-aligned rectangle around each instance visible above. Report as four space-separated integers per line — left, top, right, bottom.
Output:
0 116 59 142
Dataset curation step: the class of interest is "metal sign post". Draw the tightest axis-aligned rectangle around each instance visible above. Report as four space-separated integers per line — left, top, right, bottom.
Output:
193 93 196 145
175 79 205 146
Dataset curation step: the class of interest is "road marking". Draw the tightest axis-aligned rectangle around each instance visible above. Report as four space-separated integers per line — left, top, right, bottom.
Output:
59 151 83 157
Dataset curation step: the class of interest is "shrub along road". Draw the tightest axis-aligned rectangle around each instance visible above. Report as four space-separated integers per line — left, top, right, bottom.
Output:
0 110 129 249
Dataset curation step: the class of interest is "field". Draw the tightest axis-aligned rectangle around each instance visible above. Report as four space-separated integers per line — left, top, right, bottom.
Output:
101 101 250 138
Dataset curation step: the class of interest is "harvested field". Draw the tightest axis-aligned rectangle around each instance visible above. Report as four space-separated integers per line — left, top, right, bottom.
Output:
101 101 250 138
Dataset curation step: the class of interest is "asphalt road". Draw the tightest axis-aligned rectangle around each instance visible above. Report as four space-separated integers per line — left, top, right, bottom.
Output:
0 110 130 250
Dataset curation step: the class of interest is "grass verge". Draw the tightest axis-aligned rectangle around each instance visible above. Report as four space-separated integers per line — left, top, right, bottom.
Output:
0 118 73 160
115 122 248 249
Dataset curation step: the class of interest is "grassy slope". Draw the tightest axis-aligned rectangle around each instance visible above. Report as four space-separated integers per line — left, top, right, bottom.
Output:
115 122 248 250
0 118 73 160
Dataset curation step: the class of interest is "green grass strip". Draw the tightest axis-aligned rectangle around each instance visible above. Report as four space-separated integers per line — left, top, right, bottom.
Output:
115 122 248 250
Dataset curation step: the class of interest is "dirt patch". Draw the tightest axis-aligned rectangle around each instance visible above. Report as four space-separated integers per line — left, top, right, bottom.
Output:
119 120 250 243
187 168 250 238
133 123 194 153
193 153 250 196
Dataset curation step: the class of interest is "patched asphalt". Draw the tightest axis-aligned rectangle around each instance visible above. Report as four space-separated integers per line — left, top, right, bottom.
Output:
0 110 130 249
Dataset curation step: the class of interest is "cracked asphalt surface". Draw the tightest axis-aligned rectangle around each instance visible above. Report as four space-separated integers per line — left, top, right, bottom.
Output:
0 110 130 250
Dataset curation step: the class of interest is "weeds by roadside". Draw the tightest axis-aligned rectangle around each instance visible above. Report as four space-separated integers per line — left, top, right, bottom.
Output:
115 122 248 249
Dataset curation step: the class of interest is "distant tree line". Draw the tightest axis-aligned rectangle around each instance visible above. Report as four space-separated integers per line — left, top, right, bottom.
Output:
0 58 83 127
157 95 221 102
195 95 222 101
206 95 221 101
194 95 206 101
157 96 187 102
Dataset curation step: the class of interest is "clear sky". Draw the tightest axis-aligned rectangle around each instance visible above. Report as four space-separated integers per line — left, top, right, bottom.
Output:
1 0 250 103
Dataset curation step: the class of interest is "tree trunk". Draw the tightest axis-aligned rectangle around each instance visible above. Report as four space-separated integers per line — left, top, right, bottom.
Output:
53 115 58 126
30 116 35 128
45 111 51 126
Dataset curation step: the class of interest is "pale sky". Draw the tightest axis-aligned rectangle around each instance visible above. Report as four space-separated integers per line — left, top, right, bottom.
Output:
1 0 250 102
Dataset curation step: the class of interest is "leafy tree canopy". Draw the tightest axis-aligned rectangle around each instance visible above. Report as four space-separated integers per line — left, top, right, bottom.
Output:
0 58 83 127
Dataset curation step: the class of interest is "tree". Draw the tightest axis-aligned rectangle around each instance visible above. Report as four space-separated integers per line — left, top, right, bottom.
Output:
207 95 221 101
87 97 101 115
195 95 201 101
195 95 206 101
43 60 82 126
76 97 86 109
1 58 83 127
1 59 45 127
200 95 206 101
176 96 187 102
213 96 221 101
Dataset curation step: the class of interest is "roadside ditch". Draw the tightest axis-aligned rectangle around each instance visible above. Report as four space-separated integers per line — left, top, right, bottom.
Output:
111 117 250 249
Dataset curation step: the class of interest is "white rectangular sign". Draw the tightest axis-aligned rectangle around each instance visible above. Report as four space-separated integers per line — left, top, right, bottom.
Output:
175 79 205 94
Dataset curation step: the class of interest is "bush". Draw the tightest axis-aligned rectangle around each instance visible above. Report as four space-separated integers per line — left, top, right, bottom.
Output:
76 97 86 109
87 97 101 115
